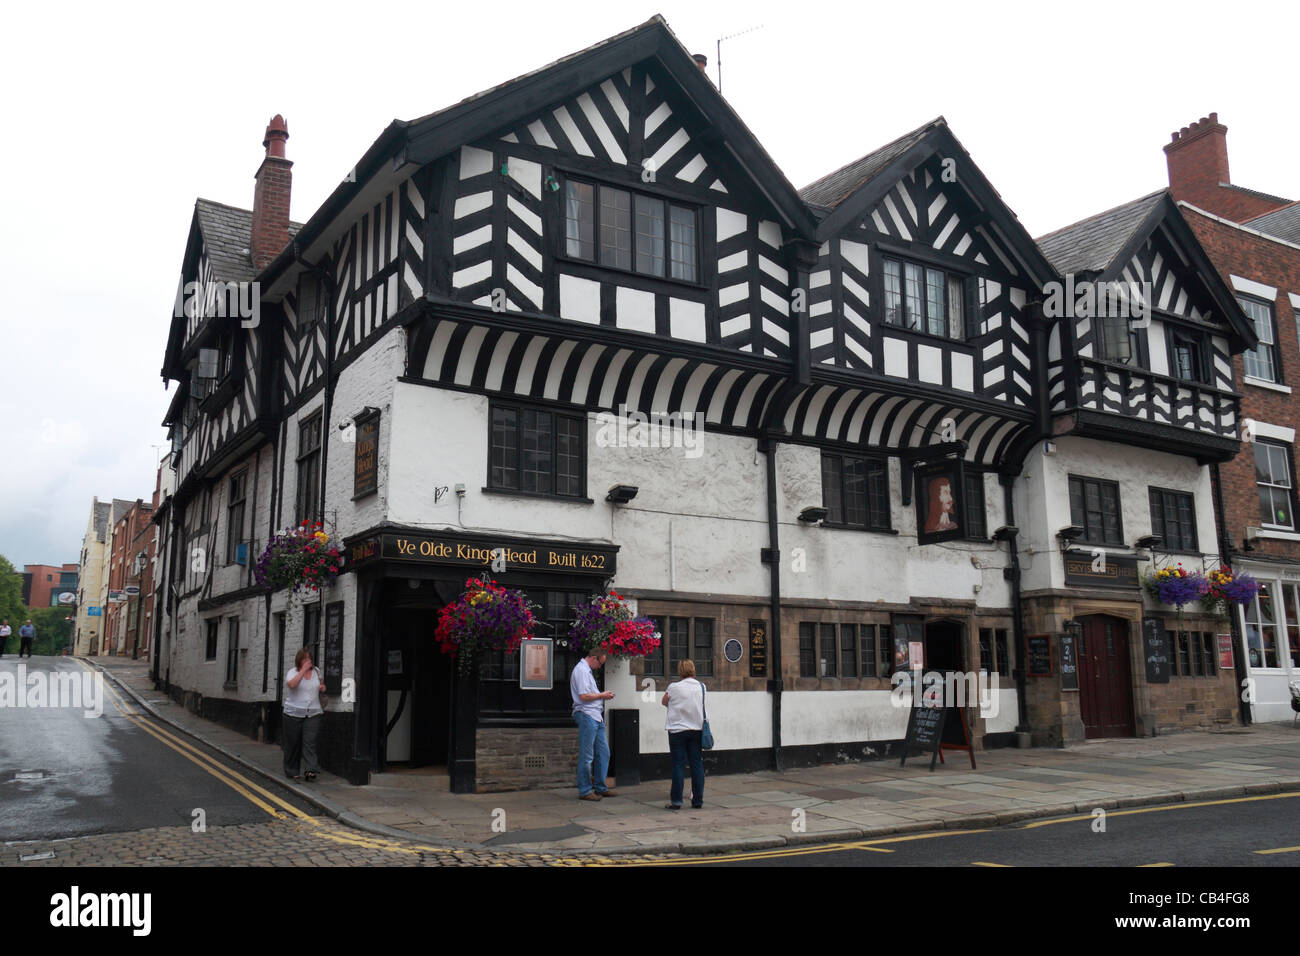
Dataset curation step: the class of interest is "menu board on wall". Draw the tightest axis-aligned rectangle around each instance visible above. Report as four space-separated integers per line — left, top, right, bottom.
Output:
1026 635 1053 676
323 601 345 694
1059 633 1079 691
1143 617 1170 684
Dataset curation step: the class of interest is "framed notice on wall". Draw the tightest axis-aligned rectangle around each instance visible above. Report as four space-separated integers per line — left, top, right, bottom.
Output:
353 411 380 499
1217 634 1234 670
520 638 553 690
323 602 345 693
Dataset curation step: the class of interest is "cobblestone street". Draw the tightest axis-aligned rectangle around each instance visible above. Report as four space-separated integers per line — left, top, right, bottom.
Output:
4 815 669 867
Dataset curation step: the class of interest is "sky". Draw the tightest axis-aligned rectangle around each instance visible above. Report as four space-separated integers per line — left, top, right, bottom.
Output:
0 0 1296 569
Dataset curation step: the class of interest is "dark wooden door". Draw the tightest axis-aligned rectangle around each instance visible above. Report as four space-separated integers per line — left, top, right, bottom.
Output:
1078 615 1135 738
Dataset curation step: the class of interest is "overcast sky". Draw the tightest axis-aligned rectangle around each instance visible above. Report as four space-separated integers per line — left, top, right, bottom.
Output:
1 0 1295 570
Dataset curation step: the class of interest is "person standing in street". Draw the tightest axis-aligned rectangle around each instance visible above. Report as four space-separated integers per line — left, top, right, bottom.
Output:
570 650 617 801
282 648 326 781
0 620 10 657
18 620 35 658
661 658 706 810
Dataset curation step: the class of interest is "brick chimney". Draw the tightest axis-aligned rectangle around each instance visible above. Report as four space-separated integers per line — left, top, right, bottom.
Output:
1164 113 1229 209
250 115 292 272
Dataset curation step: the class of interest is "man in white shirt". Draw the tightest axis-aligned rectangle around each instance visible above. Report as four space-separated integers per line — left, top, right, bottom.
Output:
570 651 617 800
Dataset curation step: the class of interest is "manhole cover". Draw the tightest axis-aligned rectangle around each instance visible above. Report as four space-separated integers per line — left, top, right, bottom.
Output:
19 851 54 861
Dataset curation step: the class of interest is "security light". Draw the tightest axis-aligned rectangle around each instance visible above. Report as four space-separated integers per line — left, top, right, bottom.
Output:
798 506 829 523
1134 534 1162 550
606 485 639 504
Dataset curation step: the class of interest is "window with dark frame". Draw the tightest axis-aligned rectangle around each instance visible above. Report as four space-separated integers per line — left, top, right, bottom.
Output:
205 619 219 661
818 622 837 678
840 624 858 678
798 623 816 678
225 618 239 686
965 471 987 540
1238 295 1279 383
226 471 247 565
295 414 323 526
1068 475 1123 546
564 178 698 283
799 621 880 678
479 589 590 718
879 624 893 676
1201 633 1217 676
643 615 665 677
1169 329 1208 384
1177 631 1191 675
489 402 585 498
303 604 321 668
1100 313 1139 366
882 256 968 339
692 619 714 678
1149 487 1198 552
978 627 1012 677
821 452 890 530
1255 440 1295 530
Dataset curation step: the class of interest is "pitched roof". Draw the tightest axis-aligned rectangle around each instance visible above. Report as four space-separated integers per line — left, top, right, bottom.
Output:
1223 183 1290 207
798 118 945 209
195 199 303 284
1245 200 1300 245
1035 190 1165 275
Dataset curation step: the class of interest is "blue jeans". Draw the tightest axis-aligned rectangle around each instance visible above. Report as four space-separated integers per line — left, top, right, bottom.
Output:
669 730 704 808
574 712 610 796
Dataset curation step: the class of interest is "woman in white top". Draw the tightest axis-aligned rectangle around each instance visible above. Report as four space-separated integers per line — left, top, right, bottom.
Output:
0 620 9 657
661 658 705 810
283 648 326 781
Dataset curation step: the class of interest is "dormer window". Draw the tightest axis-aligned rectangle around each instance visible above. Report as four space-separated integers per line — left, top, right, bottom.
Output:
563 178 698 283
882 256 969 339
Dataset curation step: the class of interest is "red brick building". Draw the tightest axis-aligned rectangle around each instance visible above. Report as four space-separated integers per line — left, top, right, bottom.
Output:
1165 113 1300 721
21 563 78 609
105 497 156 658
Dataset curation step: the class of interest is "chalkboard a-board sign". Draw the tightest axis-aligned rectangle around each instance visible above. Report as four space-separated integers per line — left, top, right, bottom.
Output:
901 704 948 772
1026 634 1053 676
323 601 345 693
1143 617 1170 684
1059 633 1079 691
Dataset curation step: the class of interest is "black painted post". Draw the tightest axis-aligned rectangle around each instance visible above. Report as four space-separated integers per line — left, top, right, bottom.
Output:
450 667 478 793
610 708 640 787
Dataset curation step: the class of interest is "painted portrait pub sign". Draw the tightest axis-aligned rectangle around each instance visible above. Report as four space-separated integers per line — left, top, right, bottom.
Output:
914 458 966 546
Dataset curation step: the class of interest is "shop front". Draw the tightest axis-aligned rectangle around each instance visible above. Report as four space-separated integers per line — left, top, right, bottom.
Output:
1234 557 1300 723
343 526 617 792
1021 550 1239 745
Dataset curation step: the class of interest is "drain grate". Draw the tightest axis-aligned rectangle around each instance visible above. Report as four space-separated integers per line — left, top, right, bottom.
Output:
19 851 54 862
523 755 547 769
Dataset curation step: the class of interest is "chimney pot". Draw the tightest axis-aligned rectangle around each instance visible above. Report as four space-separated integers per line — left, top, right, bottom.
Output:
263 114 289 158
692 53 708 71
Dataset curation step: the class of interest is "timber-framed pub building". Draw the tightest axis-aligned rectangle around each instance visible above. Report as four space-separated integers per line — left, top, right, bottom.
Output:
153 16 1264 792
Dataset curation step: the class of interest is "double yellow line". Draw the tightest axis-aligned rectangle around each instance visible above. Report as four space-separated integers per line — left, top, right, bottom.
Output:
80 662 462 859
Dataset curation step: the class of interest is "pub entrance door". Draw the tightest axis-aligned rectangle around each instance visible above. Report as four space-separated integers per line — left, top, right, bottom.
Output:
1078 614 1136 738
381 607 451 772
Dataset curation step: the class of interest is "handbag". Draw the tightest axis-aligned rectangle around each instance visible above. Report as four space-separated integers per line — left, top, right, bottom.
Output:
700 681 714 750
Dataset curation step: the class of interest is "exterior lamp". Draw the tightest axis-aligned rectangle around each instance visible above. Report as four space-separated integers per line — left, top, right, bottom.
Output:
606 485 639 504
798 506 829 523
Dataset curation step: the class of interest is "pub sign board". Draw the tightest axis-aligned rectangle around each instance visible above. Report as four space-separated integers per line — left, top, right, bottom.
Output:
1063 551 1140 590
323 602 345 693
345 530 618 576
748 620 767 677
1026 635 1052 677
1143 617 1170 684
1059 633 1079 691
353 412 380 499
913 459 966 546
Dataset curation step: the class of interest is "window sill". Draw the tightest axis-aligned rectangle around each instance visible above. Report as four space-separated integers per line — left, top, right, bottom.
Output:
1244 376 1291 394
818 522 898 535
554 255 706 294
1258 528 1300 541
880 321 974 349
481 487 594 504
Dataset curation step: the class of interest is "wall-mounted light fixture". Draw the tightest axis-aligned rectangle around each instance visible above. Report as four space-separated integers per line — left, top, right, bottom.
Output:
798 506 829 523
1134 534 1162 551
606 485 639 504
992 525 1018 542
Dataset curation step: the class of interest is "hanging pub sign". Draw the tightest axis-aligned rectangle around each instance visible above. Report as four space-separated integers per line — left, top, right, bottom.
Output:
913 459 966 545
353 411 380 499
520 638 553 690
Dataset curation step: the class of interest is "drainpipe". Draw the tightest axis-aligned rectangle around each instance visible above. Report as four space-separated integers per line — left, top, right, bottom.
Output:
761 435 784 771
293 245 335 528
1212 461 1251 726
1001 475 1030 734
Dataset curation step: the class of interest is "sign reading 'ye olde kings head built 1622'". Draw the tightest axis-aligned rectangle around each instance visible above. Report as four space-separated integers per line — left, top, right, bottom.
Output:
346 530 617 576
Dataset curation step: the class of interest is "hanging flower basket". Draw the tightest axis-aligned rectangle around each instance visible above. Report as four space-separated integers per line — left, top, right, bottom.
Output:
254 521 341 594
1142 564 1209 609
569 591 661 658
435 577 537 675
1201 566 1261 617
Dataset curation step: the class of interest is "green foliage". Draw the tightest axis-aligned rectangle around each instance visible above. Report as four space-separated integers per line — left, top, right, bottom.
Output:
0 555 25 631
28 606 74 655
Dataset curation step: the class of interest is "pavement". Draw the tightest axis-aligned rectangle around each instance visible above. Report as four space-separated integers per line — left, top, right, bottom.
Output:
88 656 1300 858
